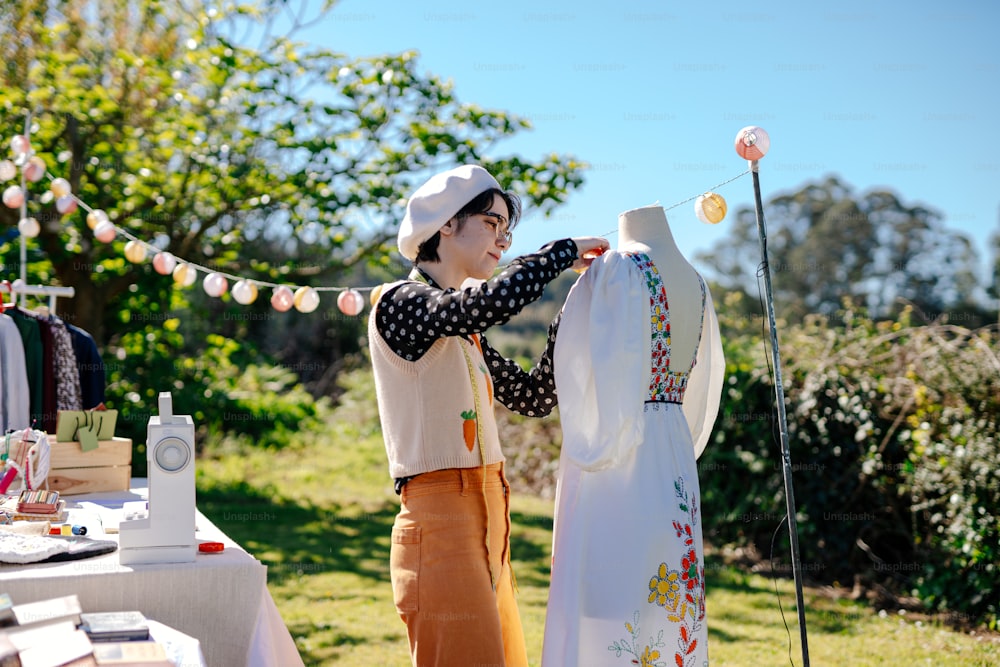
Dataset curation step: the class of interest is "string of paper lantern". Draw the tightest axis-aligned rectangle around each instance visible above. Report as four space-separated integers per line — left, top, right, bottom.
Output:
595 168 749 239
3 118 760 317
1 129 370 316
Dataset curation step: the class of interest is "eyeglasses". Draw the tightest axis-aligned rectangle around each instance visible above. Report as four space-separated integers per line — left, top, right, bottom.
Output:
480 212 513 244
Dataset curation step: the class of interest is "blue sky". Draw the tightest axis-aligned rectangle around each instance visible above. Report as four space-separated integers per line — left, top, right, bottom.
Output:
299 0 998 290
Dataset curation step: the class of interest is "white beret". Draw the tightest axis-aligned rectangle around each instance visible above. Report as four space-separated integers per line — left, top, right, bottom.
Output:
398 165 501 261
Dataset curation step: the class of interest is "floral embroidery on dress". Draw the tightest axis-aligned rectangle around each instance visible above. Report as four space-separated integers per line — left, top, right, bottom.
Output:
610 477 706 667
624 253 706 405
605 254 709 667
608 611 668 667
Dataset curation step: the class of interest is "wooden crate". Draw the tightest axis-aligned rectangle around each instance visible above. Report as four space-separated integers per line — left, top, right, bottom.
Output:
47 437 132 495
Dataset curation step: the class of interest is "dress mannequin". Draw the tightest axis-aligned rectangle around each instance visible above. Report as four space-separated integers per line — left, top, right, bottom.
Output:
617 204 703 368
542 205 725 667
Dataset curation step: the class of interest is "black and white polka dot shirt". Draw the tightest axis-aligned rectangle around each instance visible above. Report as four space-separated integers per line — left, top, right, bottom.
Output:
376 239 578 418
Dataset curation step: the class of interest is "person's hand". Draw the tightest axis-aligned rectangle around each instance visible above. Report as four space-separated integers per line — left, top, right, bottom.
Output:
569 236 611 273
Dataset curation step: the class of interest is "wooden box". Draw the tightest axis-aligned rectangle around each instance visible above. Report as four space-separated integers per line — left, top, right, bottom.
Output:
47 437 132 495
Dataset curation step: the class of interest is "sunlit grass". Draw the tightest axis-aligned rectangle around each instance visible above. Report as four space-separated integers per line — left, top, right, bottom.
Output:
194 373 999 666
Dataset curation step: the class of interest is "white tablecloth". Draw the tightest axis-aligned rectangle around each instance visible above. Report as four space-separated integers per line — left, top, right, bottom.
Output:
0 482 304 667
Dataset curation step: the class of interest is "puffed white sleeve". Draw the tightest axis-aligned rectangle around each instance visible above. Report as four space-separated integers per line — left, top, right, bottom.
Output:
554 251 651 471
681 281 725 459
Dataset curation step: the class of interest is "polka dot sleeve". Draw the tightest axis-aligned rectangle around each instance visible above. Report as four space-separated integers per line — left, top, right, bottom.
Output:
480 312 562 417
376 239 577 362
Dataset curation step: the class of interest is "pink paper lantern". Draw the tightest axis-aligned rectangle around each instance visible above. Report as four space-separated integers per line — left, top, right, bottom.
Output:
10 135 31 155
734 126 770 161
337 289 365 316
271 286 294 312
56 195 78 215
93 220 117 243
152 252 177 275
22 156 46 182
203 272 228 297
2 185 25 209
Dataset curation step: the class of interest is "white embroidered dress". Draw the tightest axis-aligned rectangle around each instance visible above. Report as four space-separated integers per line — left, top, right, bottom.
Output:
543 251 724 667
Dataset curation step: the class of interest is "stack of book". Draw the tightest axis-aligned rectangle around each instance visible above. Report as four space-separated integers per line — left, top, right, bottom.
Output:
77 613 149 643
0 595 174 667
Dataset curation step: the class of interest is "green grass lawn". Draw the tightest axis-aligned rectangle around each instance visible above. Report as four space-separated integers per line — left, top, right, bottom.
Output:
194 378 999 666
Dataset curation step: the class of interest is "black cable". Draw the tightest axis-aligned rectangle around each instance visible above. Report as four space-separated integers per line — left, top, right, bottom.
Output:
758 261 796 667
770 515 796 667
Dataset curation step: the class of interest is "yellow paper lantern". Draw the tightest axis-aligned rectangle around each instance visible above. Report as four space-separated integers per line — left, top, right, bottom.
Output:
124 240 147 263
232 280 259 305
294 286 320 313
18 217 40 238
50 177 72 198
87 209 109 230
173 262 197 287
0 160 16 181
694 192 727 224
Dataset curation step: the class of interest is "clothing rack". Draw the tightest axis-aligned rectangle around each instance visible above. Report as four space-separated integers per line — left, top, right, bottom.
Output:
0 280 75 315
3 112 76 318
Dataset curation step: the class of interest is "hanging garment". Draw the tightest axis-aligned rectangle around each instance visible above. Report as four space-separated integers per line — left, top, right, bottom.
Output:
543 251 724 667
50 319 83 413
66 324 105 410
0 313 31 432
35 317 58 434
5 309 44 430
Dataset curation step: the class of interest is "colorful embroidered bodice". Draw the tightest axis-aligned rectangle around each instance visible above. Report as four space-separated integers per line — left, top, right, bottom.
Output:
626 253 706 405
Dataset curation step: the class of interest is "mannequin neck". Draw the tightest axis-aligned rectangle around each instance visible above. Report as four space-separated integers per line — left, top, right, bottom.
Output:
617 205 683 263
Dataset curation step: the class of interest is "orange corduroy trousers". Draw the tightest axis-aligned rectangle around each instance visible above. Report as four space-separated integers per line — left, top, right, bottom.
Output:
390 462 528 667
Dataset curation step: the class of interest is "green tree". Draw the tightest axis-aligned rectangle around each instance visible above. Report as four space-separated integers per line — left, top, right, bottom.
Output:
0 0 585 348
0 0 585 444
988 215 1000 310
698 176 982 324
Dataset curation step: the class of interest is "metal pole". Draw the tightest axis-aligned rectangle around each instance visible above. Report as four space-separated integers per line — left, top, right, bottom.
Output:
19 112 31 309
749 159 810 666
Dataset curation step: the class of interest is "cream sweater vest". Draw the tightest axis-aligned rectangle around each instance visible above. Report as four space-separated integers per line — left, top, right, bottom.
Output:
368 282 503 478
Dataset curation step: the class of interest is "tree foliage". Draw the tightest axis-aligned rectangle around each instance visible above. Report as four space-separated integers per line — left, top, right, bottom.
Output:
700 309 1000 627
0 0 585 347
698 176 984 325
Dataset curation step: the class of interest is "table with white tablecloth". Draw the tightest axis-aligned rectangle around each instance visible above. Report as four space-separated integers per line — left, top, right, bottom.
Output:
0 481 304 667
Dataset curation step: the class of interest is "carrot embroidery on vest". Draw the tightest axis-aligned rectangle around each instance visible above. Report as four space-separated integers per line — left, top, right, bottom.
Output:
460 409 477 451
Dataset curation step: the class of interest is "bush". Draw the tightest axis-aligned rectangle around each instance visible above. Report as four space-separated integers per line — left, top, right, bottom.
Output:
500 301 1000 628
700 308 999 627
106 325 329 475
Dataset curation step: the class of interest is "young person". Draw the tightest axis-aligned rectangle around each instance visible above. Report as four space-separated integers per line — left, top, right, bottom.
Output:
368 164 608 666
